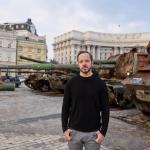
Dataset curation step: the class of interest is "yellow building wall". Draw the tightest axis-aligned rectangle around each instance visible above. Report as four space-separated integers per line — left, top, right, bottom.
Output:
17 39 47 65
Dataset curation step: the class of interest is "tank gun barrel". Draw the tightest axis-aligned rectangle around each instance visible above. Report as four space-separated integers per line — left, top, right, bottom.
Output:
20 55 48 64
20 55 116 65
93 60 116 65
0 64 77 70
0 63 115 70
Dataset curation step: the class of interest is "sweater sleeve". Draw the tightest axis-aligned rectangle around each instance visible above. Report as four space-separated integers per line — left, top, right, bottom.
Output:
61 81 71 132
99 81 110 136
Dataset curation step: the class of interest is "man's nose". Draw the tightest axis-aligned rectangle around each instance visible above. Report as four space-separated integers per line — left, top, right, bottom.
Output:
82 61 86 65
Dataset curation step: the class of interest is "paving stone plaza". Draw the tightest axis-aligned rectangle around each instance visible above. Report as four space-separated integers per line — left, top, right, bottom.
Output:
0 84 149 150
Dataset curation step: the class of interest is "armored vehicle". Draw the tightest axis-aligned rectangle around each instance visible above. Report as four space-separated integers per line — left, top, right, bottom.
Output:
1 48 149 110
122 47 150 114
18 54 133 108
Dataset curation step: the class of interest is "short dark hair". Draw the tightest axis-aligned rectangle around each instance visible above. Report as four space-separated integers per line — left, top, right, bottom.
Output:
77 51 93 61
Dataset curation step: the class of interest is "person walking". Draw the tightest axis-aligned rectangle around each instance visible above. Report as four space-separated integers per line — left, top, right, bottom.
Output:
61 51 110 150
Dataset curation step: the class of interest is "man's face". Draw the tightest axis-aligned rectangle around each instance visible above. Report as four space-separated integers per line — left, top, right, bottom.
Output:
77 53 92 74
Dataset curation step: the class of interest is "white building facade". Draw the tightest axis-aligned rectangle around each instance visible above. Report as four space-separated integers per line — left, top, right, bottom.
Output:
0 29 16 65
0 18 47 65
53 30 149 64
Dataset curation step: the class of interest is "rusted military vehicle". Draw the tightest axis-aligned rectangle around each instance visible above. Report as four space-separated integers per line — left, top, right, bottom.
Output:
122 47 150 114
94 48 140 108
18 53 134 108
18 56 115 93
24 70 77 92
1 48 149 110
94 47 149 111
0 56 115 93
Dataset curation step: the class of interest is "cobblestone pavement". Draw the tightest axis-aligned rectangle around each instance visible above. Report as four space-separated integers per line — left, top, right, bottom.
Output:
0 133 110 150
0 133 67 150
0 84 150 150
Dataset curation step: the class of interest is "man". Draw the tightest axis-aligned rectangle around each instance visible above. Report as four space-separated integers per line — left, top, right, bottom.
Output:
61 51 109 150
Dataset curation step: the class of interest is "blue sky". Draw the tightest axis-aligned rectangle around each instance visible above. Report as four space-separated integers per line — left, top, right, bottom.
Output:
0 0 150 59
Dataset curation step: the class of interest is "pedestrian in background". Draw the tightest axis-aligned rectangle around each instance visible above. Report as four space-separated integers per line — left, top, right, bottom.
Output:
61 51 110 150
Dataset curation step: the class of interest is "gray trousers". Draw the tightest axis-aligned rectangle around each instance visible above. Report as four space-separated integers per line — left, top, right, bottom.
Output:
68 129 101 150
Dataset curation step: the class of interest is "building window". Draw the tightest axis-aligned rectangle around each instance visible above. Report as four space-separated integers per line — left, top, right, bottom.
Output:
28 55 32 58
37 49 41 53
28 48 32 52
8 56 11 61
8 43 11 48
16 25 19 29
105 53 107 59
25 37 29 40
18 46 23 51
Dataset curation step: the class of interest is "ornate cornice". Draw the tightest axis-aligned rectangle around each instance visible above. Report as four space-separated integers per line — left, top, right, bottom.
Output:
53 30 150 47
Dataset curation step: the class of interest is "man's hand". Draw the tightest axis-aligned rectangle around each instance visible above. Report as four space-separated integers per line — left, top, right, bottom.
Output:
95 131 104 144
64 129 72 141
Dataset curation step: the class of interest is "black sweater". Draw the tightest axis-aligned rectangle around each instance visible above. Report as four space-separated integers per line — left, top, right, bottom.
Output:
61 74 109 136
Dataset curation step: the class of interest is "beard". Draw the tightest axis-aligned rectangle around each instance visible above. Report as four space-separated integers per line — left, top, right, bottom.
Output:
80 66 91 74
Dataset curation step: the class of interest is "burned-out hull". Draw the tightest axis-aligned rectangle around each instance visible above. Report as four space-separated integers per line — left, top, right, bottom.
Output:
1 48 149 110
124 71 150 114
134 90 150 115
123 77 150 114
122 46 150 114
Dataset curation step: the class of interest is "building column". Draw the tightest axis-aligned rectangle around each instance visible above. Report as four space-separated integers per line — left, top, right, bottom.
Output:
63 46 66 64
97 46 101 60
120 47 124 54
87 45 91 52
74 45 81 63
68 46 71 64
65 46 68 64
91 45 95 60
114 47 120 55
62 47 64 64
71 45 75 64
60 48 63 64
81 45 85 51
95 46 98 60
84 45 87 51
144 46 147 53
58 48 60 63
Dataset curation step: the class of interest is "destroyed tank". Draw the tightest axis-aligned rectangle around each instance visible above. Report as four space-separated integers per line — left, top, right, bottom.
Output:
0 56 115 93
19 56 115 93
94 48 140 108
18 54 133 108
94 47 150 111
1 49 147 109
122 47 150 114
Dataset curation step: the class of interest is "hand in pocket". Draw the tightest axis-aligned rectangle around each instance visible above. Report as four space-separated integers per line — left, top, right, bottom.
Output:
95 131 104 144
64 129 72 141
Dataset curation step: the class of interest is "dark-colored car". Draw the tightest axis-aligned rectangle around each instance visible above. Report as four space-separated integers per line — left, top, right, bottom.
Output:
0 76 21 88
